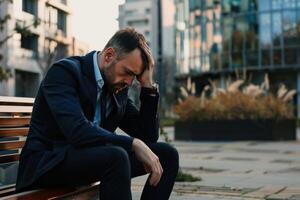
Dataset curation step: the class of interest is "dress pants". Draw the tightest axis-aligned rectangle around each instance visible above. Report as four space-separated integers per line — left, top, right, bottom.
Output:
32 142 179 200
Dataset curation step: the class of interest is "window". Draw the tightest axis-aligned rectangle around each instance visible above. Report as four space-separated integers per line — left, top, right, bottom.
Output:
127 19 148 27
57 10 67 33
21 34 38 53
258 0 271 11
15 70 39 97
260 13 272 48
272 11 282 47
60 0 67 5
283 10 297 46
22 0 37 15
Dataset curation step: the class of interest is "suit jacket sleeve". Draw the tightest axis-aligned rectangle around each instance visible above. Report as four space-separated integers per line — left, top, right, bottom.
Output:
42 61 134 152
119 87 160 143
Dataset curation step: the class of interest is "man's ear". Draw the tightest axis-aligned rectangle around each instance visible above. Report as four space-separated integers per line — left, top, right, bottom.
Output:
104 47 116 63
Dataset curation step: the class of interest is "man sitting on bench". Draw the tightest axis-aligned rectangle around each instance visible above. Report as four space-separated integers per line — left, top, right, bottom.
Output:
16 28 179 200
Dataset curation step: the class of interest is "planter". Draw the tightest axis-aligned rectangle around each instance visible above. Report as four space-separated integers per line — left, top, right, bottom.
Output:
175 119 296 141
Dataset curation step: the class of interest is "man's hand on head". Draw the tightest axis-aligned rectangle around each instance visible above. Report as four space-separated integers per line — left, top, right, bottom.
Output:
137 41 155 88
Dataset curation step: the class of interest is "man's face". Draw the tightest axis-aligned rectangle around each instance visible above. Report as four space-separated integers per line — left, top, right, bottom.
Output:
102 48 144 93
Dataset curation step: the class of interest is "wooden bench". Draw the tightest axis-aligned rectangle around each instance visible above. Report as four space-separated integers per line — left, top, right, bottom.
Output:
0 96 99 200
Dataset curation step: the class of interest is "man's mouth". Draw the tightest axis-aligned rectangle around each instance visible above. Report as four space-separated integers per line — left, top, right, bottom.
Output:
114 84 128 94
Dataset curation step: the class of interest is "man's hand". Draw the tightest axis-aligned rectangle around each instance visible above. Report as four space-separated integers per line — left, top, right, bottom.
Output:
132 138 163 186
137 41 155 88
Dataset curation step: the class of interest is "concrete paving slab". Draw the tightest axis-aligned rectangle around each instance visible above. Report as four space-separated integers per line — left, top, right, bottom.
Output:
267 187 300 200
243 186 286 198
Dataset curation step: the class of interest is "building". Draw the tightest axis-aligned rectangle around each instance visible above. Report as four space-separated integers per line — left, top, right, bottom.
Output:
119 0 159 59
119 0 176 114
175 0 300 117
0 0 88 97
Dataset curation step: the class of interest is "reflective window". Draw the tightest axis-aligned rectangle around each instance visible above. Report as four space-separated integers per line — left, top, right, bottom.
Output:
285 47 297 64
283 10 297 46
296 10 300 45
273 49 282 65
222 52 230 69
231 0 241 13
272 12 282 47
261 49 271 66
239 0 258 12
272 0 282 10
260 13 272 48
22 0 37 16
223 17 232 52
222 0 231 14
282 0 296 8
246 51 259 66
259 0 271 11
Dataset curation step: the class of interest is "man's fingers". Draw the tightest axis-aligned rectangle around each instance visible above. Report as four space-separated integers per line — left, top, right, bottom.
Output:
149 159 163 186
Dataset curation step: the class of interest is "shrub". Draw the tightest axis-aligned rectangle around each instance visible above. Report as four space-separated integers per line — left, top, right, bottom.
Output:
174 75 296 121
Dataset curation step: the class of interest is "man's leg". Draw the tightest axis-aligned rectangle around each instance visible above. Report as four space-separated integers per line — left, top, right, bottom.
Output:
35 146 132 200
130 142 179 200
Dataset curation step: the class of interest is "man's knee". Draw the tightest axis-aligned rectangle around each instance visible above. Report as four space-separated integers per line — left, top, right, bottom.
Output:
108 146 130 167
153 143 179 171
108 146 131 176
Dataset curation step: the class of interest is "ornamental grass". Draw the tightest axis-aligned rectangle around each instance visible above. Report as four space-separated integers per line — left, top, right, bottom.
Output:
174 74 296 121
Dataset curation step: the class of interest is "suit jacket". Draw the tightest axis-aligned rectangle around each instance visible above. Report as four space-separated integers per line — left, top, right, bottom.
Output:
16 51 159 191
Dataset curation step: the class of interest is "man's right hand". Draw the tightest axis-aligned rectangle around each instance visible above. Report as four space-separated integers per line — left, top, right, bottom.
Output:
132 138 163 186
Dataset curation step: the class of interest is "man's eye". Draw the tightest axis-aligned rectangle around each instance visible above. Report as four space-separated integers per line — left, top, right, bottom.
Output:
126 70 135 76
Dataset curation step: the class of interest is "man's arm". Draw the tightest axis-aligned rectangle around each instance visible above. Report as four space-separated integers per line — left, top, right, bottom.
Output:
119 87 159 143
42 60 133 151
119 43 159 143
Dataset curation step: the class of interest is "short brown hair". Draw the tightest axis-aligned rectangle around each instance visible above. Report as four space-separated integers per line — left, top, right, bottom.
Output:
103 27 154 71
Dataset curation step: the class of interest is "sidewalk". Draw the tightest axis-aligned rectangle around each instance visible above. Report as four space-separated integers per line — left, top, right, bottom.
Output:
131 128 300 200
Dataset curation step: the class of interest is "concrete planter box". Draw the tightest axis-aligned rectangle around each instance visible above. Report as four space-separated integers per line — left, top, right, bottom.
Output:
175 119 296 141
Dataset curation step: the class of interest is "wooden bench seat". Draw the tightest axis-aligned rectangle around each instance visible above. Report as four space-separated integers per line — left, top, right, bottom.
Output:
0 96 99 200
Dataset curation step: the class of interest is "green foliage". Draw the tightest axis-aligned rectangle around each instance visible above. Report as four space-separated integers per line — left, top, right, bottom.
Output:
175 169 201 182
0 67 12 81
160 118 176 126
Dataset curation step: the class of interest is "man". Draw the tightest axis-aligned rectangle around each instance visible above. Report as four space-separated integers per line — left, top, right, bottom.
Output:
16 28 179 200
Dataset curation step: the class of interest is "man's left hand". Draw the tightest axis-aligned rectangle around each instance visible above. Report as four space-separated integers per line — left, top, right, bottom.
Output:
137 43 155 88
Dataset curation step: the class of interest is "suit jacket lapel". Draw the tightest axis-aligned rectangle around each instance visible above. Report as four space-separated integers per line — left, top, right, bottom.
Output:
81 51 98 119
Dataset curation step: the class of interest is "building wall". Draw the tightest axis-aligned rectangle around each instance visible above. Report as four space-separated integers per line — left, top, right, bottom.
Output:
0 0 87 97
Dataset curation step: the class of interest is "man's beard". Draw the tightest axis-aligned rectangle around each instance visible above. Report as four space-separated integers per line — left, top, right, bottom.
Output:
102 62 127 94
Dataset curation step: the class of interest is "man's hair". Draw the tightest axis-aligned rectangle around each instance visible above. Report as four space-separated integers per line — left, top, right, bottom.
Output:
103 27 153 71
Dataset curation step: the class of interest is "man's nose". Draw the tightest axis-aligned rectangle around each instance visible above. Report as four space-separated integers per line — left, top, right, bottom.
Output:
124 77 134 86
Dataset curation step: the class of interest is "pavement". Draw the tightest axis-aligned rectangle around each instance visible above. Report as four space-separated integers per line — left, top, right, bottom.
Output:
130 127 300 200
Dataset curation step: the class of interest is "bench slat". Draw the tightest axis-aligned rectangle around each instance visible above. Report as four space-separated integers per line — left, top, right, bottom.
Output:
0 128 29 137
0 154 20 164
51 184 99 200
0 106 33 114
0 141 25 150
0 117 31 126
0 96 34 106
1 188 78 200
0 187 16 198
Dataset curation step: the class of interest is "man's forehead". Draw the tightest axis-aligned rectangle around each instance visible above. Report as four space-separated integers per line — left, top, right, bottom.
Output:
121 49 144 74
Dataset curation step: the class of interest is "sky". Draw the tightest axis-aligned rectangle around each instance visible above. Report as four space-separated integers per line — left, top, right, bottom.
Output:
71 0 125 51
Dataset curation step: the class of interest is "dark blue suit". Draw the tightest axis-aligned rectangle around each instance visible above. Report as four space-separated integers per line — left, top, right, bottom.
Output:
16 51 178 200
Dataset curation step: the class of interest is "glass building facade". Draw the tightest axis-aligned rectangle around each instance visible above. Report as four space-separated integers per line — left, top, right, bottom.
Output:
175 0 300 116
175 0 300 73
